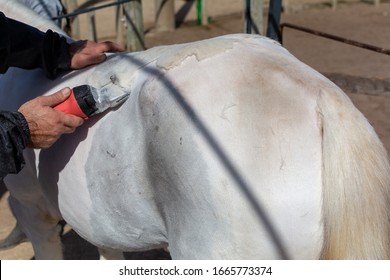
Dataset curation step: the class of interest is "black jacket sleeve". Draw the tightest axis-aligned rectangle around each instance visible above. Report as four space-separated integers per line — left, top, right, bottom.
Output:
0 111 30 180
0 12 71 178
0 12 71 79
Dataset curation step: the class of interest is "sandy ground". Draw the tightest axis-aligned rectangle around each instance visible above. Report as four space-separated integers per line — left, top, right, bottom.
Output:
1 0 390 259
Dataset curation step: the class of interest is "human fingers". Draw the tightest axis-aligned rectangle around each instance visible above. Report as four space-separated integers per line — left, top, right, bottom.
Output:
60 113 85 132
97 41 125 53
85 40 126 64
18 90 84 148
69 40 125 69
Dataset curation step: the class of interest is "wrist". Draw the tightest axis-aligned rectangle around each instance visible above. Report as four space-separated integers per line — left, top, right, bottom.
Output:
42 30 71 79
58 39 71 71
14 111 31 147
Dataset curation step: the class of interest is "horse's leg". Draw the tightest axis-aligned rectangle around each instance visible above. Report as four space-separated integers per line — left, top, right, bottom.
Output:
0 205 28 249
8 195 63 259
98 248 125 260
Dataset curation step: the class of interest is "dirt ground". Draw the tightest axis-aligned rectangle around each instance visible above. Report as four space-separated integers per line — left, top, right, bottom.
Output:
1 0 390 259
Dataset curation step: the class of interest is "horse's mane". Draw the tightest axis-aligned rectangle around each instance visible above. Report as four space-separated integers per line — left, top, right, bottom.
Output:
0 0 67 36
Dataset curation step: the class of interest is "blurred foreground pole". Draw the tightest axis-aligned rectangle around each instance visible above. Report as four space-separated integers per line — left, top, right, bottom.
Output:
116 0 124 46
266 0 282 41
87 10 97 41
332 0 337 10
244 0 263 35
155 0 175 31
124 0 145 51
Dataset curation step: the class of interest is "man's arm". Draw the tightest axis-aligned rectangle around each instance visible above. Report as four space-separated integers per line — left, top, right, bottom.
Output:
0 88 84 179
0 13 123 178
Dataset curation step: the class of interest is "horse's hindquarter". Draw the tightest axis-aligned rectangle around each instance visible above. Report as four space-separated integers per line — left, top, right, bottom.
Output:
137 36 324 259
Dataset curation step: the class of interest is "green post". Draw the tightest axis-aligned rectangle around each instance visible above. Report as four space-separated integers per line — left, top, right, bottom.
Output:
196 0 208 25
197 0 202 25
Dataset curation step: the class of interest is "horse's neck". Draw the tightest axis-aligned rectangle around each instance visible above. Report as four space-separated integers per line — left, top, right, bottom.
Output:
0 0 66 36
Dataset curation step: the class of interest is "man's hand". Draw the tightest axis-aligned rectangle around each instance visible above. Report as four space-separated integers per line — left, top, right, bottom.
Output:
17 40 123 149
69 40 125 70
18 88 84 149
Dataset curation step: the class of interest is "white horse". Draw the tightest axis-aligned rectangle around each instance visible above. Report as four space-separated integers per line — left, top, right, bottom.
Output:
1 0 390 259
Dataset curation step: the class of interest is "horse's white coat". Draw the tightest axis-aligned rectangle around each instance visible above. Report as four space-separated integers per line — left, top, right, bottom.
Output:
1 0 389 259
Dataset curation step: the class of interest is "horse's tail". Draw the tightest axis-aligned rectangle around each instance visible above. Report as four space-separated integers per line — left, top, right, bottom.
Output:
318 86 390 259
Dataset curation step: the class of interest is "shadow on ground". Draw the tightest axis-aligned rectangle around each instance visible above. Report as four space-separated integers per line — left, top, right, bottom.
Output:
62 229 171 260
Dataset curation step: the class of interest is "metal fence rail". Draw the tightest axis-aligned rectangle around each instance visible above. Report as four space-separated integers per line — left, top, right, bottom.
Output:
57 0 144 51
280 22 390 56
52 0 131 20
